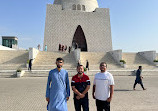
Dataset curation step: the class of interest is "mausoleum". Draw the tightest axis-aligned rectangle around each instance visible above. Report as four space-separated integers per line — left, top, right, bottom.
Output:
43 0 112 52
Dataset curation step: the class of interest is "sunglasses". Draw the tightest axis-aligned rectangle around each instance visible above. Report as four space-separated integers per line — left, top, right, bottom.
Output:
100 65 106 67
57 62 63 63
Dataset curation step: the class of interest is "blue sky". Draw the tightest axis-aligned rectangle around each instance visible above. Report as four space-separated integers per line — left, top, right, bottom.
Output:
0 0 158 52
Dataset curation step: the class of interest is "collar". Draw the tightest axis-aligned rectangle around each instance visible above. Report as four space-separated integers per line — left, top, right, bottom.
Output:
56 68 62 72
100 71 107 74
77 73 85 78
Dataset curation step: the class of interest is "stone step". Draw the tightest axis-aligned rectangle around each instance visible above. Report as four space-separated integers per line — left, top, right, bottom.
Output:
80 52 117 66
31 64 157 70
122 53 153 65
33 51 76 66
0 50 29 68
22 70 158 77
0 71 17 78
1 69 158 78
33 61 76 64
23 70 78 77
31 66 76 70
0 65 26 70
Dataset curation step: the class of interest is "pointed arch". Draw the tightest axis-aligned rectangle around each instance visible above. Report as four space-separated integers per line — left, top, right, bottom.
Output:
72 25 87 51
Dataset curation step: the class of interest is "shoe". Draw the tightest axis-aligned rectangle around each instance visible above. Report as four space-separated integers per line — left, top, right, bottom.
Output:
143 88 146 90
133 88 136 90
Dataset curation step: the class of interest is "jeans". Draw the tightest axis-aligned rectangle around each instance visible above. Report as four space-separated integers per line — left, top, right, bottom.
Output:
74 98 89 111
96 99 110 111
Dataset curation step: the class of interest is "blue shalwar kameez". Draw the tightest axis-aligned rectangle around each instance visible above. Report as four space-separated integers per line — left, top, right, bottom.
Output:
46 68 70 111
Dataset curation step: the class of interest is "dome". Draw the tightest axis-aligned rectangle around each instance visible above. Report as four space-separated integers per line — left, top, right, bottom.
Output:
53 0 99 12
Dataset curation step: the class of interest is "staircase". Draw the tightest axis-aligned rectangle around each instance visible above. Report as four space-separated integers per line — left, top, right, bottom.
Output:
0 50 29 70
23 70 78 77
32 51 76 70
1 50 158 78
80 52 121 70
0 70 17 78
122 53 157 70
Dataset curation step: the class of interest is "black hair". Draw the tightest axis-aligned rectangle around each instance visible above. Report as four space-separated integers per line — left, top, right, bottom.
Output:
56 57 64 62
139 66 142 69
100 62 107 67
77 64 83 68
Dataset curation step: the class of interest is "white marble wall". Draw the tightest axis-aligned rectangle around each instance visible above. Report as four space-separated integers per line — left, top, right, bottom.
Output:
109 50 122 64
43 4 112 52
54 0 99 12
138 51 156 63
29 48 39 63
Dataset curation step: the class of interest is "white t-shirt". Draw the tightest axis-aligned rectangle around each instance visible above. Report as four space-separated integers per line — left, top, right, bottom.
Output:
93 71 114 101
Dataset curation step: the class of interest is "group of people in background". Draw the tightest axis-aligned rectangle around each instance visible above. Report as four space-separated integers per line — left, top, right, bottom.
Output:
37 43 78 53
59 44 67 52
59 44 72 53
77 60 89 71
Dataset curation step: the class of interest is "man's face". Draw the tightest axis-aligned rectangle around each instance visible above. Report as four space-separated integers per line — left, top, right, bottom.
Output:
77 66 84 74
100 63 107 72
56 60 64 68
140 67 142 70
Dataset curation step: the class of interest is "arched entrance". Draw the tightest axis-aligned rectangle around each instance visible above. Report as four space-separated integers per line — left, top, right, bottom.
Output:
72 25 87 51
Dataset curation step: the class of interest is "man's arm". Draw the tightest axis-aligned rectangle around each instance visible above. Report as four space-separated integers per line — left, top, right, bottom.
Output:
82 85 90 95
139 70 143 79
107 85 114 102
92 85 96 99
66 72 70 101
72 86 85 97
46 72 52 102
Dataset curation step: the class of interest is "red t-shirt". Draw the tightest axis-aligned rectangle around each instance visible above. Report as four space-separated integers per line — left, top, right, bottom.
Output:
71 73 90 99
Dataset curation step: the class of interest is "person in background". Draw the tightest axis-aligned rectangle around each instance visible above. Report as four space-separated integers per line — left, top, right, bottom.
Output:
45 45 47 51
133 66 146 90
28 58 33 71
86 60 89 71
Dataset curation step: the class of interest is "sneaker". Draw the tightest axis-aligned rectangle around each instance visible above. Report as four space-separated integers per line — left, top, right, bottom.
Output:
143 88 146 90
133 88 136 90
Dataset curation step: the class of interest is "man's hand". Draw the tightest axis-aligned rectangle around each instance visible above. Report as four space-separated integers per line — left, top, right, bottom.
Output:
92 93 96 99
106 97 112 102
46 98 49 102
76 96 80 100
66 97 69 101
79 94 85 98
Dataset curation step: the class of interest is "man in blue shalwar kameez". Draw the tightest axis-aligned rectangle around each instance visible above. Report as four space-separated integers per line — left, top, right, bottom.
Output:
46 57 70 111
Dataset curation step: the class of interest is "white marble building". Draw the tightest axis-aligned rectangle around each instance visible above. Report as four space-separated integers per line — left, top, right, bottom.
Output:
43 0 112 52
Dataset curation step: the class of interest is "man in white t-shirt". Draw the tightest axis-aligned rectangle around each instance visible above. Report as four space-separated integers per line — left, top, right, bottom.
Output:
92 62 114 111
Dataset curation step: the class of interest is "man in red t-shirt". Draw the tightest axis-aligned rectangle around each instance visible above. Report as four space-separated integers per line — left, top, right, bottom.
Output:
71 65 90 111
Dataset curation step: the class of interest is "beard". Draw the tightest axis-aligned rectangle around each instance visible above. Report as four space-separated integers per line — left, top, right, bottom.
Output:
78 71 83 74
57 65 62 68
101 69 105 72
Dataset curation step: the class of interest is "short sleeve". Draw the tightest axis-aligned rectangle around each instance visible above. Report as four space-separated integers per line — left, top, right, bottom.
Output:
86 75 90 85
108 74 114 85
93 76 96 85
71 76 75 86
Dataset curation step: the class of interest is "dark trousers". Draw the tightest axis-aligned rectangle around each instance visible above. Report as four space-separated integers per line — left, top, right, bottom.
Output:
28 65 32 71
74 98 89 111
133 80 145 89
96 99 110 111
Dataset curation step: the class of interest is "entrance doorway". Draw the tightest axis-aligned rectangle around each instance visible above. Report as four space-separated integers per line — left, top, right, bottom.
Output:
72 25 87 51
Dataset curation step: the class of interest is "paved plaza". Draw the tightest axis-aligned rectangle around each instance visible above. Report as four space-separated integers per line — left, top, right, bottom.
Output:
0 75 158 111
